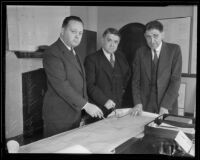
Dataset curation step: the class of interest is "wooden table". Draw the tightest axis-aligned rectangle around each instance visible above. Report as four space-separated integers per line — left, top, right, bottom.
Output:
18 112 158 153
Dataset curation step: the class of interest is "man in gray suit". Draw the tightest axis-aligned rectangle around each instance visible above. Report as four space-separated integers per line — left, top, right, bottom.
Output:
42 16 103 138
131 20 182 116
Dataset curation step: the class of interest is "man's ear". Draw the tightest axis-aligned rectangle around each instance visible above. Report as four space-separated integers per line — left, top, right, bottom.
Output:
61 27 64 36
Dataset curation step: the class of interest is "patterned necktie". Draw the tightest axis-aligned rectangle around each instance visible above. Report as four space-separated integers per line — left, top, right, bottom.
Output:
110 53 115 68
153 49 158 65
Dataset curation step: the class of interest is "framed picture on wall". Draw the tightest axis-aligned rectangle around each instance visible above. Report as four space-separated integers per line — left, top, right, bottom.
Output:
178 82 186 116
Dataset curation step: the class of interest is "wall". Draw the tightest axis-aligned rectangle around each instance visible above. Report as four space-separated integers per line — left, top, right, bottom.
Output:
181 77 196 114
71 6 97 32
97 6 194 49
191 6 197 74
6 52 43 138
7 6 70 51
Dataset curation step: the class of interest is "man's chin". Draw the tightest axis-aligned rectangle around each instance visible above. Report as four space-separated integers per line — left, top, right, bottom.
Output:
72 43 80 48
108 50 116 54
150 46 156 50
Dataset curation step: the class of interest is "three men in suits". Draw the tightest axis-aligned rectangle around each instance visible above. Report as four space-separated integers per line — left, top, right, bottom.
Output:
84 28 130 123
131 20 182 116
42 16 103 138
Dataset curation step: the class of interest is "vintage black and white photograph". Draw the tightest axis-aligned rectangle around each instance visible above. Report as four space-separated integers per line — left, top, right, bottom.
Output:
3 3 197 159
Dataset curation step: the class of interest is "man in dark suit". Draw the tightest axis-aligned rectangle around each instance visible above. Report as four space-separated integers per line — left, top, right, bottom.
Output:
84 28 130 123
131 20 182 116
42 16 103 138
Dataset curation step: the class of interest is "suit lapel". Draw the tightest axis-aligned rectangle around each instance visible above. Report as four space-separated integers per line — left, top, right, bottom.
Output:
99 50 113 80
115 52 126 76
75 51 86 79
56 39 84 76
144 47 152 81
157 42 169 78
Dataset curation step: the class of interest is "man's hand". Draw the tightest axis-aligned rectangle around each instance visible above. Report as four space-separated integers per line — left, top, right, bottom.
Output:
129 103 143 117
159 107 169 115
84 103 104 119
104 99 116 110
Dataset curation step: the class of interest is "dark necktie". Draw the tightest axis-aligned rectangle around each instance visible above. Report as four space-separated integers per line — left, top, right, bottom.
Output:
110 53 115 68
153 49 158 65
71 48 81 68
70 48 76 56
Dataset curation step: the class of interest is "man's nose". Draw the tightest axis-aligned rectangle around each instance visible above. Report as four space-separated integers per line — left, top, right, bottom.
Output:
150 37 155 43
110 42 115 47
75 33 80 39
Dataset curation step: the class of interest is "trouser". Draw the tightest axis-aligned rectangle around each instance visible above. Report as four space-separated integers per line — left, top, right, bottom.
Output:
146 89 159 114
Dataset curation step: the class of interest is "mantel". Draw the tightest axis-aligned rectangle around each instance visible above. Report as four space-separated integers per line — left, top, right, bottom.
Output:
14 51 44 58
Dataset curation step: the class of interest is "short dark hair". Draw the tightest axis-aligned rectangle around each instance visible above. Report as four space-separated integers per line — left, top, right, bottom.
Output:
145 20 163 32
62 16 84 28
102 28 121 39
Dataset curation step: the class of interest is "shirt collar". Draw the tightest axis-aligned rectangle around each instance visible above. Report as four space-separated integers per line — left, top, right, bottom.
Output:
102 48 115 61
60 37 72 51
151 41 162 59
155 41 162 53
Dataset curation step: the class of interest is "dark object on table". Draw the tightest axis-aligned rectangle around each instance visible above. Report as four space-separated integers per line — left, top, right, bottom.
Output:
145 114 195 140
117 135 193 157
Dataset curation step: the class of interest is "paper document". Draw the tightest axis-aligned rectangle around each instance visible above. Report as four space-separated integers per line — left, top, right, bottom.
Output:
18 111 157 153
107 108 131 118
175 131 193 153
158 123 195 134
189 144 195 157
56 145 91 153
141 111 159 118
107 108 159 119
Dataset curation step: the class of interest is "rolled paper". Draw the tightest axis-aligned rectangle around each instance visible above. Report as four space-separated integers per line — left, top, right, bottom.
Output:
7 140 19 153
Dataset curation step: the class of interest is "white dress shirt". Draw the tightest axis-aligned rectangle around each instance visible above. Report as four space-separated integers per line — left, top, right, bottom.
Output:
102 48 115 62
60 37 76 55
151 41 162 60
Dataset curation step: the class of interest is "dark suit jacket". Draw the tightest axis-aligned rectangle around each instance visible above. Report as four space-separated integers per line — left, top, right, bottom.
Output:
132 42 182 114
42 38 87 137
84 49 130 116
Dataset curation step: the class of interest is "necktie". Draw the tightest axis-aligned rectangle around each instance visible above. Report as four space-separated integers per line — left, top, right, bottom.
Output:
110 53 115 68
153 49 158 65
70 48 75 56
71 48 81 68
